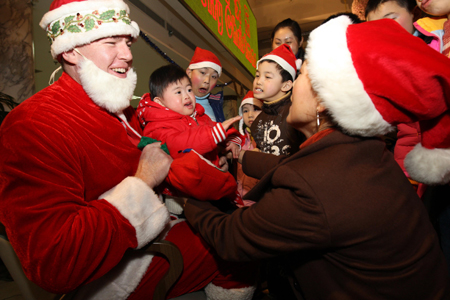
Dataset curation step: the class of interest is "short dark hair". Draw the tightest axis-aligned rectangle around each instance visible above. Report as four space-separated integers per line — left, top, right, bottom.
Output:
149 64 189 100
259 59 294 82
271 18 305 60
322 12 363 25
365 0 416 18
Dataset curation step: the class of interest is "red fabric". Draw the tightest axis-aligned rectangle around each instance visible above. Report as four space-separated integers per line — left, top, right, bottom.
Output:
49 0 85 10
189 47 221 67
348 19 450 150
394 122 421 176
300 128 336 149
137 93 221 166
166 150 238 201
0 72 141 293
442 19 450 57
129 221 256 299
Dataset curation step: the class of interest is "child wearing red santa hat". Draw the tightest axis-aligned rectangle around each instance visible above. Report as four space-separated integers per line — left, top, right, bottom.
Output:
251 44 306 157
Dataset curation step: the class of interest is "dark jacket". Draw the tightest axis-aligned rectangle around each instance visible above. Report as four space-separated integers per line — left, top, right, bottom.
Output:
250 92 305 156
185 130 450 299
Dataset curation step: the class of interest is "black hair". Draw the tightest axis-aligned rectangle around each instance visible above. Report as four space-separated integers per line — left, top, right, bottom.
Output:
322 12 363 25
149 64 189 100
271 18 305 60
365 0 416 17
259 59 294 82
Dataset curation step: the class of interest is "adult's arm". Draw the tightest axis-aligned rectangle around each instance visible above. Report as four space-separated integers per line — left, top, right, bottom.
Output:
184 164 330 261
241 150 287 180
0 116 170 294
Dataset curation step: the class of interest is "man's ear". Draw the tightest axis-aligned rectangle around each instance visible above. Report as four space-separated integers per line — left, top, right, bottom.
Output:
281 80 293 92
186 68 192 78
61 50 79 65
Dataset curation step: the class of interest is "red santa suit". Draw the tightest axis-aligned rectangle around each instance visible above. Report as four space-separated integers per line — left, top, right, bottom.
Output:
0 72 255 299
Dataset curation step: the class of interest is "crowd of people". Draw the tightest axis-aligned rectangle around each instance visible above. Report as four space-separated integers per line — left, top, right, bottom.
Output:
1 0 450 299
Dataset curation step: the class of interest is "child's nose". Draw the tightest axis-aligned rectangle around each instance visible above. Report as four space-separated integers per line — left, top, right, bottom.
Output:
204 76 210 84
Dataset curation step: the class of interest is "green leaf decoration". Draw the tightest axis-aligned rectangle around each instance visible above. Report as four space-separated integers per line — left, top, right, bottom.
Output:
64 15 75 25
51 21 60 34
122 18 130 25
100 10 115 20
120 10 126 16
67 25 82 33
85 18 95 31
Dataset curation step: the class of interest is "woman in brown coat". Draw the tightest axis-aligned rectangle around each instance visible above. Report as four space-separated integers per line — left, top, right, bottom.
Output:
184 16 450 299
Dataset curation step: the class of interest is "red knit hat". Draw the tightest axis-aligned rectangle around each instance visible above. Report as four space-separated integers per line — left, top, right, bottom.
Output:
188 47 222 76
306 16 450 185
39 0 140 60
257 44 300 81
239 91 263 135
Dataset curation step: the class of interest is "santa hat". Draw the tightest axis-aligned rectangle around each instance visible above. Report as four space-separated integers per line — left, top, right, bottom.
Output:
40 0 140 60
188 47 222 76
239 91 263 135
306 16 450 185
257 44 301 81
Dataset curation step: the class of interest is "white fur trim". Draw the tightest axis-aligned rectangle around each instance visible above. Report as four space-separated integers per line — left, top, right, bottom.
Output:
100 176 170 248
258 54 296 81
78 58 137 113
205 282 255 300
40 0 139 59
72 250 154 300
189 62 222 77
404 144 450 185
306 16 394 136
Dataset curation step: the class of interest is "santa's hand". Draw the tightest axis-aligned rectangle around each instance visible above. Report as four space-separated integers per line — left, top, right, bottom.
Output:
219 156 229 172
221 116 242 131
135 143 173 189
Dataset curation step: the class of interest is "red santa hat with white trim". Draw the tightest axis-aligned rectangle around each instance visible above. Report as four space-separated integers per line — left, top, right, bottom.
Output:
306 16 450 185
188 47 222 77
239 91 263 135
257 44 301 81
39 0 140 60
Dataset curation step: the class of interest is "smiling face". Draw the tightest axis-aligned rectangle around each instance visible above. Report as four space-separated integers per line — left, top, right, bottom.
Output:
242 103 262 128
367 1 415 33
154 77 196 116
416 0 450 17
287 62 322 138
187 67 219 97
272 27 302 57
253 61 292 102
75 35 133 79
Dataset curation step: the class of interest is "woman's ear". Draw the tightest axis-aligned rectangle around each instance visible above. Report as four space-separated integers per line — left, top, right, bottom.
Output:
281 80 293 92
299 36 304 47
317 102 326 113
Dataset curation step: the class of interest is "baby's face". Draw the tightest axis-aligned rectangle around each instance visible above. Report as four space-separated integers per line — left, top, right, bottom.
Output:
416 0 450 17
187 67 219 97
242 103 262 128
155 77 196 116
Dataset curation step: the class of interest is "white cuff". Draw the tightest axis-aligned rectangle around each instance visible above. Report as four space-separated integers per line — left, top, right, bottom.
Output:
100 176 170 248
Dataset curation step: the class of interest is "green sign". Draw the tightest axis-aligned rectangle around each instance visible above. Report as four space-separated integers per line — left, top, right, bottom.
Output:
180 0 258 75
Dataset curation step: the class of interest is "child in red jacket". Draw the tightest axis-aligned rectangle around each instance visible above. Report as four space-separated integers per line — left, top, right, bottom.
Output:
137 64 243 206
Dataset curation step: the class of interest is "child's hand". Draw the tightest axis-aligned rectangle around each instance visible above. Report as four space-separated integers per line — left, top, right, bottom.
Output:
226 142 241 159
222 116 242 131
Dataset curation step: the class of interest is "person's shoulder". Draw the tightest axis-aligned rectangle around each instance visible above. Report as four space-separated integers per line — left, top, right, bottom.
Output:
415 17 446 33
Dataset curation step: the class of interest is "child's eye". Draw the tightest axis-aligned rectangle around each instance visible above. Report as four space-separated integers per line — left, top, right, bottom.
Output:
212 75 217 79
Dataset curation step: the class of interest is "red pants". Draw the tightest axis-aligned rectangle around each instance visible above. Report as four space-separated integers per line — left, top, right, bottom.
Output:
128 221 256 299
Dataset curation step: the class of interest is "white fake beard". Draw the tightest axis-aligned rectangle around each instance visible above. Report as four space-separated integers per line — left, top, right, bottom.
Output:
78 58 137 113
